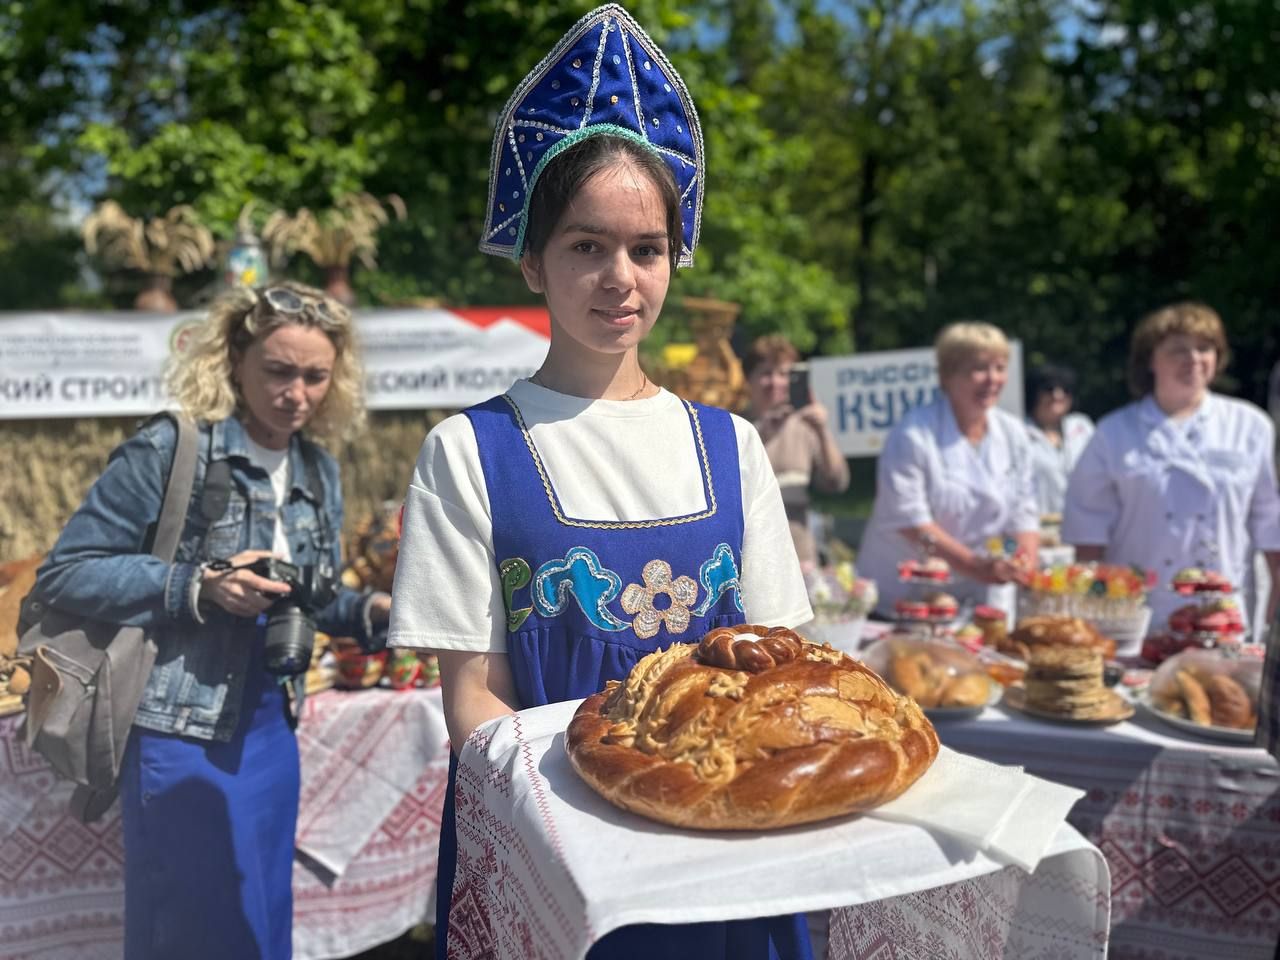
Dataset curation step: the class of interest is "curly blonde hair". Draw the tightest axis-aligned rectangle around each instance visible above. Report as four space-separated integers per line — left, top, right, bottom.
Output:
165 281 366 444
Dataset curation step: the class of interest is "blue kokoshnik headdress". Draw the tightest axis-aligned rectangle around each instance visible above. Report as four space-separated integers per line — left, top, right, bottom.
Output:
479 3 705 268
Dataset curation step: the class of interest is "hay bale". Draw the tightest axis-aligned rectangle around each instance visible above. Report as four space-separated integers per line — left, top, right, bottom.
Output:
0 410 452 564
332 410 452 541
0 417 134 561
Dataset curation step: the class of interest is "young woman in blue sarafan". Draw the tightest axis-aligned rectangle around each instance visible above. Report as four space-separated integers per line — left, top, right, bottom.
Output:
387 6 815 958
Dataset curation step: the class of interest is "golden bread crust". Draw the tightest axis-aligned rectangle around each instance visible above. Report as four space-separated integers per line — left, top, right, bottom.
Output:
1003 616 1117 661
1205 674 1254 729
565 625 939 830
1175 669 1212 725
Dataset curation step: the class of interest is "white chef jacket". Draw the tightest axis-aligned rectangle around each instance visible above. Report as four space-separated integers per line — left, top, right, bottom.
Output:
857 397 1039 615
1026 412 1095 517
1062 392 1280 630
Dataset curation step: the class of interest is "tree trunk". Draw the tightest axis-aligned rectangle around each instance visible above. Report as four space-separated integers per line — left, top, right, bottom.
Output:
134 273 177 312
324 264 356 307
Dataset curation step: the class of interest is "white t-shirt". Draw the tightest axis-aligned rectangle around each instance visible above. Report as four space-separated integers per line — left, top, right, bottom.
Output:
388 381 812 652
244 435 292 562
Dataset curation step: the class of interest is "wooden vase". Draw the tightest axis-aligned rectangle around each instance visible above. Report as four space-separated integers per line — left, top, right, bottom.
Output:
324 265 356 307
134 274 178 312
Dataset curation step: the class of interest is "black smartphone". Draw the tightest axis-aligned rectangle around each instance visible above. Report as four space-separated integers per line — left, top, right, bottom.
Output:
788 362 811 409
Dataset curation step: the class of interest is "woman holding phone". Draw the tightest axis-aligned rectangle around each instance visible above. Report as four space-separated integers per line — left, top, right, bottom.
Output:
744 334 850 570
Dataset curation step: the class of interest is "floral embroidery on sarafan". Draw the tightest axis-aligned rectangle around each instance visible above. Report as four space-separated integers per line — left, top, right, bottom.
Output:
621 558 699 639
532 546 629 631
691 542 743 616
499 557 534 632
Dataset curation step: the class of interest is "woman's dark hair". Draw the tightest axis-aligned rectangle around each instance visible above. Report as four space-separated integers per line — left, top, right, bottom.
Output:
522 134 683 271
1025 362 1078 412
743 334 801 377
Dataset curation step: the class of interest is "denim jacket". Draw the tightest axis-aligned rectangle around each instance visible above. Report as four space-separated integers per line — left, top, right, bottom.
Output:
34 415 385 742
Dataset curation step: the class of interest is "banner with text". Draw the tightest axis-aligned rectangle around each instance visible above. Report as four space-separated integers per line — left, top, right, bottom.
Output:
810 342 1024 457
0 307 551 419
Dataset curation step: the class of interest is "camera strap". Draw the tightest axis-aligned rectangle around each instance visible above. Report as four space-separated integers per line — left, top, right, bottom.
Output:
198 433 330 551
298 440 333 555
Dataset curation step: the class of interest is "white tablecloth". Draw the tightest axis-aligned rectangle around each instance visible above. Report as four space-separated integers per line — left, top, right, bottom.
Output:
292 687 451 960
448 699 1111 959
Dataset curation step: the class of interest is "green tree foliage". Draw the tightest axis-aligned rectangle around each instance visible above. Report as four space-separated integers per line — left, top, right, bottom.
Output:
3 0 1279 415
0 2 101 306
1057 0 1280 407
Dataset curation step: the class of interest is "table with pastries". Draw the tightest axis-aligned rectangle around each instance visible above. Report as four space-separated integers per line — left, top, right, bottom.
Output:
0 685 451 960
937 696 1280 960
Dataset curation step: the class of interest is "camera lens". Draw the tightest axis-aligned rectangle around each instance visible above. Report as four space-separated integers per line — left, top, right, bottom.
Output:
262 603 316 676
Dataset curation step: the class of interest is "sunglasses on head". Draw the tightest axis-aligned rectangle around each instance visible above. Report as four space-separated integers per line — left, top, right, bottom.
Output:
261 286 338 323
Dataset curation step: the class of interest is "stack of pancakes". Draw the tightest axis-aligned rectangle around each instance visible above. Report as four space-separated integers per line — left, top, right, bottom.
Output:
1024 646 1113 719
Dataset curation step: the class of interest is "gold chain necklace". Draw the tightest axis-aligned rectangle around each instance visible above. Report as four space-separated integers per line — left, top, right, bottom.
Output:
529 370 650 400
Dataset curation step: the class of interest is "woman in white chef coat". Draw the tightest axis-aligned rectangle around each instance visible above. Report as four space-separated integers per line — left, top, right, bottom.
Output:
857 322 1039 617
1063 301 1280 631
1025 363 1094 517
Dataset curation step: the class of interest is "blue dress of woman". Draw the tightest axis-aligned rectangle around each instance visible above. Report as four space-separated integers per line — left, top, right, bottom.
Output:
387 7 815 958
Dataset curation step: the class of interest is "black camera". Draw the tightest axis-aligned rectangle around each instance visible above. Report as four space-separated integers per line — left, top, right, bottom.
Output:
246 557 338 676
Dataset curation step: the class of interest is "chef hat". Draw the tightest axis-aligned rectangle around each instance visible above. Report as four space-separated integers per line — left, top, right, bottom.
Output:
478 4 704 267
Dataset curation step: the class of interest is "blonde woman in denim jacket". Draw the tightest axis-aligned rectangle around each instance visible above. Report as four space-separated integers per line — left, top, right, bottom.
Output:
32 282 390 960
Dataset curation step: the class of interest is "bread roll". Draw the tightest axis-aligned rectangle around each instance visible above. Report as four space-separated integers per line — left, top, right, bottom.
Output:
1175 670 1212 726
1005 616 1116 660
1205 674 1254 729
938 671 990 708
565 625 939 830
890 651 946 707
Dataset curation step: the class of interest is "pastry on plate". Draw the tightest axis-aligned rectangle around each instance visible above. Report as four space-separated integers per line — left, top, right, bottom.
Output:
1002 615 1116 661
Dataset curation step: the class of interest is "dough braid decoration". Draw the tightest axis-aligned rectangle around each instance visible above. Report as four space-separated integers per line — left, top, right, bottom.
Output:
566 624 941 830
697 625 810 672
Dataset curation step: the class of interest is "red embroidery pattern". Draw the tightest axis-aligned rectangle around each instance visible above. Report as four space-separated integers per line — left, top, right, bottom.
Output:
828 863 1108 960
0 690 452 960
0 716 126 957
447 723 575 959
943 722 1280 959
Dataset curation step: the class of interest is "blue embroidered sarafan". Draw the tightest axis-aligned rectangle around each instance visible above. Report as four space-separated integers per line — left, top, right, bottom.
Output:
693 541 745 616
479 3 705 267
454 396 814 958
466 393 746 696
533 546 630 631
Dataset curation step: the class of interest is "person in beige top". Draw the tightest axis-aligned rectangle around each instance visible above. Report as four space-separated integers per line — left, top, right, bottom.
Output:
745 334 851 570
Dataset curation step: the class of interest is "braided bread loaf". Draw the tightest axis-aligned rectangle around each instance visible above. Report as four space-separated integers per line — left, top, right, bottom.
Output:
565 625 939 830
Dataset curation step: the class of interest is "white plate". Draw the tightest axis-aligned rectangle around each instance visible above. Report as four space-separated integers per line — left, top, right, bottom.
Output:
1136 691 1256 743
1002 685 1134 725
924 683 1002 721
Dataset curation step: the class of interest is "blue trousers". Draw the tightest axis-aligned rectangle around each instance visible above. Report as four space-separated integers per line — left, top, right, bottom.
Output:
120 663 299 960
